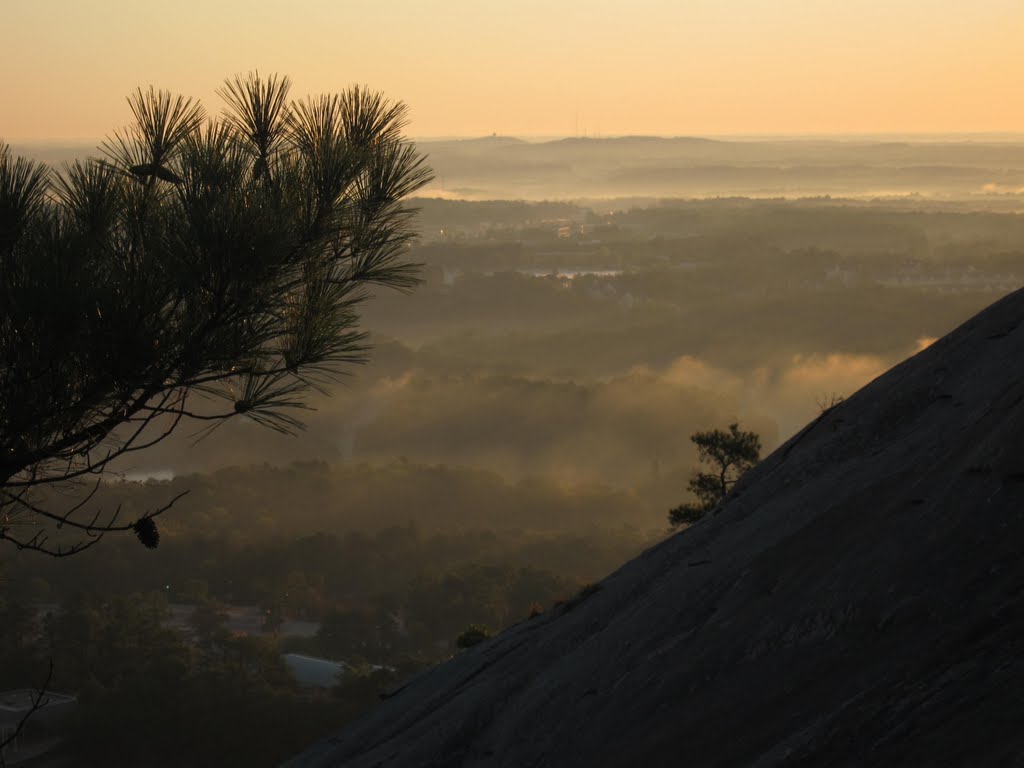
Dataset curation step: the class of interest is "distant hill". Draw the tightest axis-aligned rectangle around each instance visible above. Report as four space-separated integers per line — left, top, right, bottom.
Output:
12 136 1024 200
285 287 1024 766
7 142 97 166
415 135 1024 200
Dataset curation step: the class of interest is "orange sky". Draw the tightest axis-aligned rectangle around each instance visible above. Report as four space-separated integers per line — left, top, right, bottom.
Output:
4 0 1024 141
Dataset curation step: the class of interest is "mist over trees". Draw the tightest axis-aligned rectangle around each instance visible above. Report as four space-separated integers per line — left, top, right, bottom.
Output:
110 195 1022 503
5 132 1024 766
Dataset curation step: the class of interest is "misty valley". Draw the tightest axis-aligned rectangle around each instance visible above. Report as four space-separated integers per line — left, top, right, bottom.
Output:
7 0 1024 760
4 168 1024 764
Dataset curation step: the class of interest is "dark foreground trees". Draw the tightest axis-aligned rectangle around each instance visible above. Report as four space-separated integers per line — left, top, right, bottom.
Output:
0 73 431 555
669 423 761 527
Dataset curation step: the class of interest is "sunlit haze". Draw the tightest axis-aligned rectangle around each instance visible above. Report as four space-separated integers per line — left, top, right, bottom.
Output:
5 0 1024 140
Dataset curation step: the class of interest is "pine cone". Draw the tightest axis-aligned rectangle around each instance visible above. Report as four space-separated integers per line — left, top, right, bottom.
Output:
133 517 160 549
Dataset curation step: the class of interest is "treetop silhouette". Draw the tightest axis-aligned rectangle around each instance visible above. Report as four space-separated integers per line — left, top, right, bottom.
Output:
0 72 432 556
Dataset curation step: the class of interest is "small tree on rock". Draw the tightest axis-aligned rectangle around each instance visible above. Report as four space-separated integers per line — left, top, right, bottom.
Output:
669 423 760 528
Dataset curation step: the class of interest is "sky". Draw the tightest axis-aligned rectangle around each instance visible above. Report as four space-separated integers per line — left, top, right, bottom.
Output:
3 0 1024 141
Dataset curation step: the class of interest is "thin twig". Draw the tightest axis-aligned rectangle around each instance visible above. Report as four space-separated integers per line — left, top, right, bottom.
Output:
0 660 54 767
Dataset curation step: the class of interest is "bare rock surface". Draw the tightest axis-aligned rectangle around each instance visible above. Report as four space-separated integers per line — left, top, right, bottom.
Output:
284 289 1024 767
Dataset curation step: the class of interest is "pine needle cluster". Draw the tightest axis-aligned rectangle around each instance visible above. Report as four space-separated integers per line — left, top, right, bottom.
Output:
0 73 432 555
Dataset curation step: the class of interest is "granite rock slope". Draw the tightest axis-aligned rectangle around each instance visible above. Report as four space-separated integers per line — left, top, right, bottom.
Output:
285 288 1024 768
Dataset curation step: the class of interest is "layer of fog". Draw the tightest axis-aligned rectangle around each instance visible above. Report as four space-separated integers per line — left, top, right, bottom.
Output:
76 193 1019 534
16 137 1024 202
115 338 935 495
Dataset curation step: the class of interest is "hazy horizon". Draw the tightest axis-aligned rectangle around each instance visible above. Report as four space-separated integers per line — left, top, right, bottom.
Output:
12 131 1024 145
16 132 1024 203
